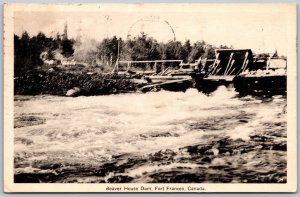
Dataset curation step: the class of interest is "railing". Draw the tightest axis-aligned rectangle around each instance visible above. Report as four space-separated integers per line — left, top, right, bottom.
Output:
112 59 183 73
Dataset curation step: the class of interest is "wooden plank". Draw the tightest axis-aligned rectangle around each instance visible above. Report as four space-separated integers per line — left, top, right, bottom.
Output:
224 52 234 75
139 79 192 90
145 75 191 83
147 75 191 80
119 60 183 63
215 49 252 53
204 75 235 81
226 59 236 75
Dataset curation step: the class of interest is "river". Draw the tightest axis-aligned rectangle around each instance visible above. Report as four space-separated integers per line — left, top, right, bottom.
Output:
14 87 287 183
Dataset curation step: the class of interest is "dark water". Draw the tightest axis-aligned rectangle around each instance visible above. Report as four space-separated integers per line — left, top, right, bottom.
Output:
14 87 287 183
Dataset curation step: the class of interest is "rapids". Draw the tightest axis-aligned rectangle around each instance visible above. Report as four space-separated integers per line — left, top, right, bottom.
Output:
14 87 287 183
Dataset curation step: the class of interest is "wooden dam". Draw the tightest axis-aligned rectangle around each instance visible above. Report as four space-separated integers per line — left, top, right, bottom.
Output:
112 48 287 95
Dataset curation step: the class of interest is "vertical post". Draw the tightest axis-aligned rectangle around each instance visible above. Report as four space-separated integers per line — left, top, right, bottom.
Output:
243 60 249 72
127 62 130 71
266 57 271 70
116 40 120 73
111 60 118 74
117 39 120 60
239 51 249 74
195 57 202 71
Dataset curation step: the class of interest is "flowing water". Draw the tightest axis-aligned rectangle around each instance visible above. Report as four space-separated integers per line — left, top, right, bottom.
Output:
14 87 287 183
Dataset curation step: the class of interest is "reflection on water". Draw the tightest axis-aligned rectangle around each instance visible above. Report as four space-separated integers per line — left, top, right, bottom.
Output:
14 86 287 183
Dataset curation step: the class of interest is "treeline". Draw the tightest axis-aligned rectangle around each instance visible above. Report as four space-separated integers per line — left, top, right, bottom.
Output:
14 31 232 76
14 32 75 76
87 33 231 70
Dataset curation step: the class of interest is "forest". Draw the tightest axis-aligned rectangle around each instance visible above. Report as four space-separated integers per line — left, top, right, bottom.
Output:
14 31 234 76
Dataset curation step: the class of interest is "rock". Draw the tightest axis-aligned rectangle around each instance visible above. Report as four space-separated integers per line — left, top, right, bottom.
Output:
201 156 212 163
150 149 176 161
66 87 81 97
211 158 226 166
107 175 133 183
211 147 219 156
271 143 287 151
184 144 212 155
97 162 117 176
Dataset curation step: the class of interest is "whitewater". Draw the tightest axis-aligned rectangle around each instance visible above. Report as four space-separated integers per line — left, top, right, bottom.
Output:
14 87 287 183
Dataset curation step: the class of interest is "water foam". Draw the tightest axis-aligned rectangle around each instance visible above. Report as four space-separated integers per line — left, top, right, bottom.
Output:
14 88 286 172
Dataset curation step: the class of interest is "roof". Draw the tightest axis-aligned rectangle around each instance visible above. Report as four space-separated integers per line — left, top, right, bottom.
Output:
215 49 253 53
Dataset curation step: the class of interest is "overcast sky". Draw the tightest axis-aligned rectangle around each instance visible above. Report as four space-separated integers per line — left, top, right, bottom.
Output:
14 4 294 56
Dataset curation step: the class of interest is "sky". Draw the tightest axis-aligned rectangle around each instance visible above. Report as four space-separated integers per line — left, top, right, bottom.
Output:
14 4 295 56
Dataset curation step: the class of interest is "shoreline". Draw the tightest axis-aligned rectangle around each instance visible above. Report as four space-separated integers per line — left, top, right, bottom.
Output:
14 70 138 97
14 70 287 97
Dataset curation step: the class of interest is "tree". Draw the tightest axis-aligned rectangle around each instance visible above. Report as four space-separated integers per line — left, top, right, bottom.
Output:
188 41 205 63
14 31 42 75
97 36 121 65
14 31 73 76
162 41 184 60
182 40 192 62
120 33 160 63
219 44 231 49
202 45 216 59
29 32 49 66
61 39 75 59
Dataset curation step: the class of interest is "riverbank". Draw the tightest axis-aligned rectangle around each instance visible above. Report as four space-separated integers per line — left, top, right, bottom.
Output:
14 70 137 96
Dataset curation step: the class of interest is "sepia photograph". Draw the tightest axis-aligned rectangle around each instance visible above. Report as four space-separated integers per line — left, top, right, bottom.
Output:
3 3 297 192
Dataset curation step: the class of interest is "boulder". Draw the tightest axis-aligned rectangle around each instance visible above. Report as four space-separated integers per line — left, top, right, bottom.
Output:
66 87 81 97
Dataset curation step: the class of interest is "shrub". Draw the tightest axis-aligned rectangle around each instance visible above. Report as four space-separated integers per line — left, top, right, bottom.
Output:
14 70 137 96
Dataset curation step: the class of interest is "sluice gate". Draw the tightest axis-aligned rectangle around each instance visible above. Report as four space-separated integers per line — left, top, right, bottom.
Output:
195 49 253 93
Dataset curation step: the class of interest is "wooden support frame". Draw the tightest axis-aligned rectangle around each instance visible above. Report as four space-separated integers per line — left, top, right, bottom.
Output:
111 58 119 73
224 52 234 75
227 60 236 75
242 59 249 73
241 52 249 70
208 52 220 76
